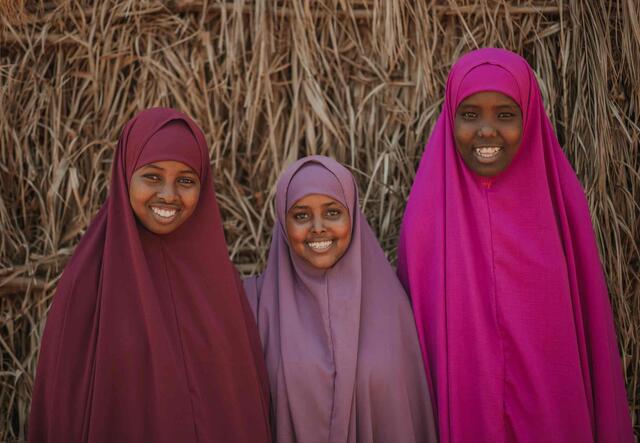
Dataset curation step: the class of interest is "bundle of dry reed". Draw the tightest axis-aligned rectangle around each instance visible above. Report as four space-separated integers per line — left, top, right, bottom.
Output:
1 0 638 440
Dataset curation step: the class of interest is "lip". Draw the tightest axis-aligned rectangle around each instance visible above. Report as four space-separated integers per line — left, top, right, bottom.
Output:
306 239 334 253
149 204 181 224
473 145 503 164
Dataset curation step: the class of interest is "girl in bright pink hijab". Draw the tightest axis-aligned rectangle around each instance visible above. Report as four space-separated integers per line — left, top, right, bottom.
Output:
29 108 270 442
397 48 633 442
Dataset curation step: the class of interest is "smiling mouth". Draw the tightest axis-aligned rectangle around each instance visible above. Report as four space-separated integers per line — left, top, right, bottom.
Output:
307 240 333 252
473 146 503 163
150 206 180 222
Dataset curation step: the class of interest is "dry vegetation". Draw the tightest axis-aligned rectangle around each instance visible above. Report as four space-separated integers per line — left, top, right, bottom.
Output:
1 0 638 440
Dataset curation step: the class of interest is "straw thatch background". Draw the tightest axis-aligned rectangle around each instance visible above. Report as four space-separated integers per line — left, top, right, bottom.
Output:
1 0 638 440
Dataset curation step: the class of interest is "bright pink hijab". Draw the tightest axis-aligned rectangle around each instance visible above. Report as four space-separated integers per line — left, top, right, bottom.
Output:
397 48 633 442
29 108 271 443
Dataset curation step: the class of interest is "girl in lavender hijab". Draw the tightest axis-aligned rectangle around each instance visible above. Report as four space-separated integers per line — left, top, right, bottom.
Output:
243 155 437 443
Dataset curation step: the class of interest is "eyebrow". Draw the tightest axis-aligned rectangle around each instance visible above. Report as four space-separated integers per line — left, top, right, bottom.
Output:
290 201 343 210
458 103 518 109
143 163 197 174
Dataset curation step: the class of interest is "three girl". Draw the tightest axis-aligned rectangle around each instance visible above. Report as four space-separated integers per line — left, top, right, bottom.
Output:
30 48 633 442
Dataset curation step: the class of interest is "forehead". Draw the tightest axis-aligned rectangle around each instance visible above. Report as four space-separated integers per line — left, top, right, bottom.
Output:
289 193 345 209
457 91 519 109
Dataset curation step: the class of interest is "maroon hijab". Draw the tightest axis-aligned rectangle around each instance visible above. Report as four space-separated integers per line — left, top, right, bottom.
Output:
29 108 271 443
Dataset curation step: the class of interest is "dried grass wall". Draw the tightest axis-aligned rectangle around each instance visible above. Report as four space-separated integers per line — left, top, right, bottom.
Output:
1 0 639 440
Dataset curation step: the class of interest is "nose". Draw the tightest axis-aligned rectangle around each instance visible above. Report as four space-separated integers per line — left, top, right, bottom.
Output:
311 217 326 233
157 182 178 203
477 124 497 138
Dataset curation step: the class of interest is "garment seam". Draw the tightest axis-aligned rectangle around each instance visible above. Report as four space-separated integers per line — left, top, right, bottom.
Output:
485 188 508 441
325 273 338 443
160 241 200 442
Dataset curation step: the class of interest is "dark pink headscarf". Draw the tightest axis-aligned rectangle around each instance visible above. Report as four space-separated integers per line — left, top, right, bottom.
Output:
244 156 437 443
29 108 271 443
398 48 633 442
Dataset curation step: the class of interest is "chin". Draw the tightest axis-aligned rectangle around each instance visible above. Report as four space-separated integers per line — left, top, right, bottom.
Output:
472 164 503 177
146 221 181 235
476 169 499 177
307 258 335 270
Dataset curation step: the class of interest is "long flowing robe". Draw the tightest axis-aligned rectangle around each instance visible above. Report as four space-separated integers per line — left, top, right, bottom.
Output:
397 48 633 443
29 108 271 443
245 156 437 443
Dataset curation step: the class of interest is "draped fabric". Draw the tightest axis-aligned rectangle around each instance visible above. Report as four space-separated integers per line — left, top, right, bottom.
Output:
244 155 436 443
397 48 633 442
29 108 271 443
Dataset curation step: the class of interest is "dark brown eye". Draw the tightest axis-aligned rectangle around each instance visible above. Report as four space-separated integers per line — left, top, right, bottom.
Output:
178 177 197 186
461 111 477 120
143 174 160 182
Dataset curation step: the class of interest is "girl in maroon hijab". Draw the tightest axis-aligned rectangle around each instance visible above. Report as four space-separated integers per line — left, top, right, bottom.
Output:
29 108 271 443
243 155 437 443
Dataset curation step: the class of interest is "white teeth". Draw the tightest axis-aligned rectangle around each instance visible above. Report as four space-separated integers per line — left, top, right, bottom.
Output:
475 146 502 158
152 207 177 218
308 240 333 250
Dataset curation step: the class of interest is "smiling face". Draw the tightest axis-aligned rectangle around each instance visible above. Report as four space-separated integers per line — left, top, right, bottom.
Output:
286 193 352 270
129 160 201 235
454 91 523 177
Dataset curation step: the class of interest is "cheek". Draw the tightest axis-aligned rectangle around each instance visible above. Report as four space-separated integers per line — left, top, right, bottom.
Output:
453 121 474 150
181 188 201 214
285 222 309 251
334 219 352 245
504 125 523 151
128 181 152 216
332 223 352 263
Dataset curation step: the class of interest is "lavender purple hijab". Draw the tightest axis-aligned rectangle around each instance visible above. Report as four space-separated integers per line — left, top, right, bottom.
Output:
244 156 436 443
398 48 633 442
